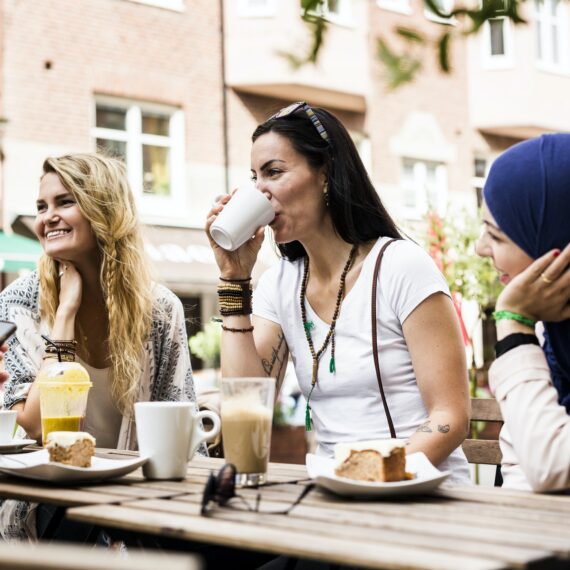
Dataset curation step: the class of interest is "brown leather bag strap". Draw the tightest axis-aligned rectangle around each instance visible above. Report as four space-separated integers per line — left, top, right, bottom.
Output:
371 238 398 439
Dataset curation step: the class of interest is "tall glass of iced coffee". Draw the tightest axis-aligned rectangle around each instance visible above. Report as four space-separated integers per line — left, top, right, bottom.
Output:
220 377 275 487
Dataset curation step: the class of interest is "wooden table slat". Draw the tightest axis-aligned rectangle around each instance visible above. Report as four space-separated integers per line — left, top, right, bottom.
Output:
67 504 509 570
169 494 570 555
115 498 556 567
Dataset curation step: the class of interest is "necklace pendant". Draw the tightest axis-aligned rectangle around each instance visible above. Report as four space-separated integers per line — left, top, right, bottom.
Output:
329 356 335 374
304 320 315 333
312 360 318 385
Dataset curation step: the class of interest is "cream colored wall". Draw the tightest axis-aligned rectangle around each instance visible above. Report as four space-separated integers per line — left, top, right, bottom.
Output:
468 3 570 133
224 0 370 102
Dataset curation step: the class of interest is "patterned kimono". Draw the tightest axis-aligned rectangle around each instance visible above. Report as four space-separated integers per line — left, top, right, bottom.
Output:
0 271 205 539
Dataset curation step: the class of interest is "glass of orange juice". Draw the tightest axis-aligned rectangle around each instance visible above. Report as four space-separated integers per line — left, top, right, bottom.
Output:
38 361 92 445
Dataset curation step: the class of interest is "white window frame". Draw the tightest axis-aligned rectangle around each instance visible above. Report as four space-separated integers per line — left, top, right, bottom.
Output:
377 0 413 16
92 96 186 219
424 0 455 25
481 16 514 69
308 0 353 27
123 0 185 12
534 0 569 73
238 0 276 18
401 158 448 219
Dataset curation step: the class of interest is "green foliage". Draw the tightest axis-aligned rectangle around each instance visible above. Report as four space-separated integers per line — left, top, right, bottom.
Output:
295 0 531 87
279 0 328 68
189 322 221 369
377 38 423 90
425 209 503 311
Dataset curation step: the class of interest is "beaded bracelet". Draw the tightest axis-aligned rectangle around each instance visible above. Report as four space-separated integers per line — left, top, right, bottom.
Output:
221 325 254 333
492 310 537 329
218 282 252 316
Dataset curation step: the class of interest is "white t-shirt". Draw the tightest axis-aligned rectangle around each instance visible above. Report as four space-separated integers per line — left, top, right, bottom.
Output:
253 237 470 484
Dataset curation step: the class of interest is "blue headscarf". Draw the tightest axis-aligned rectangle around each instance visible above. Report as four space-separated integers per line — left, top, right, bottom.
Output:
484 134 570 413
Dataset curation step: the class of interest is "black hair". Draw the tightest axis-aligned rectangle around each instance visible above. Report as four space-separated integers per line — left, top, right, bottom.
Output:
252 106 402 260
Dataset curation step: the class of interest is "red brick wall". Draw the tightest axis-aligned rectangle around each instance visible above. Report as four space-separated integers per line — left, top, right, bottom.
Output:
2 0 224 164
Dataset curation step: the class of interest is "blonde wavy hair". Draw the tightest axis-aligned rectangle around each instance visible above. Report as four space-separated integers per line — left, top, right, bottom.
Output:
39 153 154 415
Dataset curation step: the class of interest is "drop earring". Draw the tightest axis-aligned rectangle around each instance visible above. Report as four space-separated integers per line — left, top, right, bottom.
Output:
323 182 330 207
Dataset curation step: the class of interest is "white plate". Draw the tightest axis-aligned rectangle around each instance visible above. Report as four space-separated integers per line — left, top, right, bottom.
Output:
0 439 37 454
0 449 148 484
306 452 450 498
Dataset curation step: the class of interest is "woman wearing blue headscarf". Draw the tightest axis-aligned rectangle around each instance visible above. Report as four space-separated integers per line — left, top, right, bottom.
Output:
477 133 570 492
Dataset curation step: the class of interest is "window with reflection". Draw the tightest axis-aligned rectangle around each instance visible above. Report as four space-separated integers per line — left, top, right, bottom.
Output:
92 100 183 200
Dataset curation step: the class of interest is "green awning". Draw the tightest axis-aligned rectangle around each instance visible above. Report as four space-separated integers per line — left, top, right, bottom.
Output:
0 231 42 272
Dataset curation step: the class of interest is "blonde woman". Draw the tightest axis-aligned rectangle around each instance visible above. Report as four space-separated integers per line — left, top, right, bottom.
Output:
0 153 202 539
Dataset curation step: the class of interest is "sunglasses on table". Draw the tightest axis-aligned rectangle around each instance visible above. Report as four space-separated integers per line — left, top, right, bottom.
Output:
201 463 315 517
269 101 330 144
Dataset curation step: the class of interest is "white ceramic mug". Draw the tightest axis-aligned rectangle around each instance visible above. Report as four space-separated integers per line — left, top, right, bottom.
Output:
209 182 275 251
0 410 17 444
135 402 221 480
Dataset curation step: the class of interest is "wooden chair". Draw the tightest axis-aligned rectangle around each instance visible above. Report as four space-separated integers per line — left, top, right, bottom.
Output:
0 541 199 570
462 397 503 466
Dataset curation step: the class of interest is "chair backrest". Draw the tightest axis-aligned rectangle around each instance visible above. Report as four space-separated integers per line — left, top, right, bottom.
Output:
462 397 503 466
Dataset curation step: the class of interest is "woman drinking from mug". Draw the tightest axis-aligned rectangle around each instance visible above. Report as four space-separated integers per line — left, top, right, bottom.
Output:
476 134 570 492
206 102 470 483
0 153 202 539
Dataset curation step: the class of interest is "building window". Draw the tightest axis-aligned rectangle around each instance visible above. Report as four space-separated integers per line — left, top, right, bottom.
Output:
534 0 567 69
309 0 352 26
239 0 276 18
472 158 487 208
489 18 506 55
124 0 185 11
424 0 455 24
92 98 185 216
377 0 412 15
401 159 447 217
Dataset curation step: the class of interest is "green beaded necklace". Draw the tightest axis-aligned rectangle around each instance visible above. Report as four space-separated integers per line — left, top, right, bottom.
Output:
300 245 357 431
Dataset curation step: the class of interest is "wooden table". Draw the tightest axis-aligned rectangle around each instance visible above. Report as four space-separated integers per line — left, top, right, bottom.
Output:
2 452 570 569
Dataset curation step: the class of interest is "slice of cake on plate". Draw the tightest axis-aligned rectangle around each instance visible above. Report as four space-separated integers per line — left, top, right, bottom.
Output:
46 431 95 468
334 439 407 482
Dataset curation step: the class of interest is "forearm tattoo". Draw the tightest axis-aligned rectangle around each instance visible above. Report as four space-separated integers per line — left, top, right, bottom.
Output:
415 421 451 434
261 332 287 379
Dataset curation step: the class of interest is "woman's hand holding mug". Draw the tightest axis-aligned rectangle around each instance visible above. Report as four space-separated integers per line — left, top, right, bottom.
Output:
205 185 273 280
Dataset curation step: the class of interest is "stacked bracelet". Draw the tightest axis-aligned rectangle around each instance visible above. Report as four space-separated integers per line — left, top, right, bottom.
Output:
492 310 537 329
42 335 77 362
218 279 253 317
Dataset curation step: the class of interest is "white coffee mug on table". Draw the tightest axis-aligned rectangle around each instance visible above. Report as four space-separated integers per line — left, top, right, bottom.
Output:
209 182 275 251
0 410 17 444
135 402 221 480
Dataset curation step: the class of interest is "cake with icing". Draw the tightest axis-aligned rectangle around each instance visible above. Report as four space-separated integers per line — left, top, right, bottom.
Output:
46 431 95 468
334 439 407 482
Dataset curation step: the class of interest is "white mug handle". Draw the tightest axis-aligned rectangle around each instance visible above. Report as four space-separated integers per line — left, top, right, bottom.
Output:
188 409 221 460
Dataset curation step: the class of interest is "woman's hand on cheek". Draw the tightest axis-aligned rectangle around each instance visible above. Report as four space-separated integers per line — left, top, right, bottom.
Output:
56 262 82 317
496 244 570 322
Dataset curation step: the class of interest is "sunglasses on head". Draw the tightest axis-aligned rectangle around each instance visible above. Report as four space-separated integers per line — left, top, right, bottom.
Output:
201 463 315 517
269 101 330 144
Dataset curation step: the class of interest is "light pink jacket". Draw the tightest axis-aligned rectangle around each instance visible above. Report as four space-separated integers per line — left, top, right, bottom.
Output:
489 344 570 492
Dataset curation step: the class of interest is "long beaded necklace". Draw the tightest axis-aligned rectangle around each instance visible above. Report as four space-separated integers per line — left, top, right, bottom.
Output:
300 244 357 431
